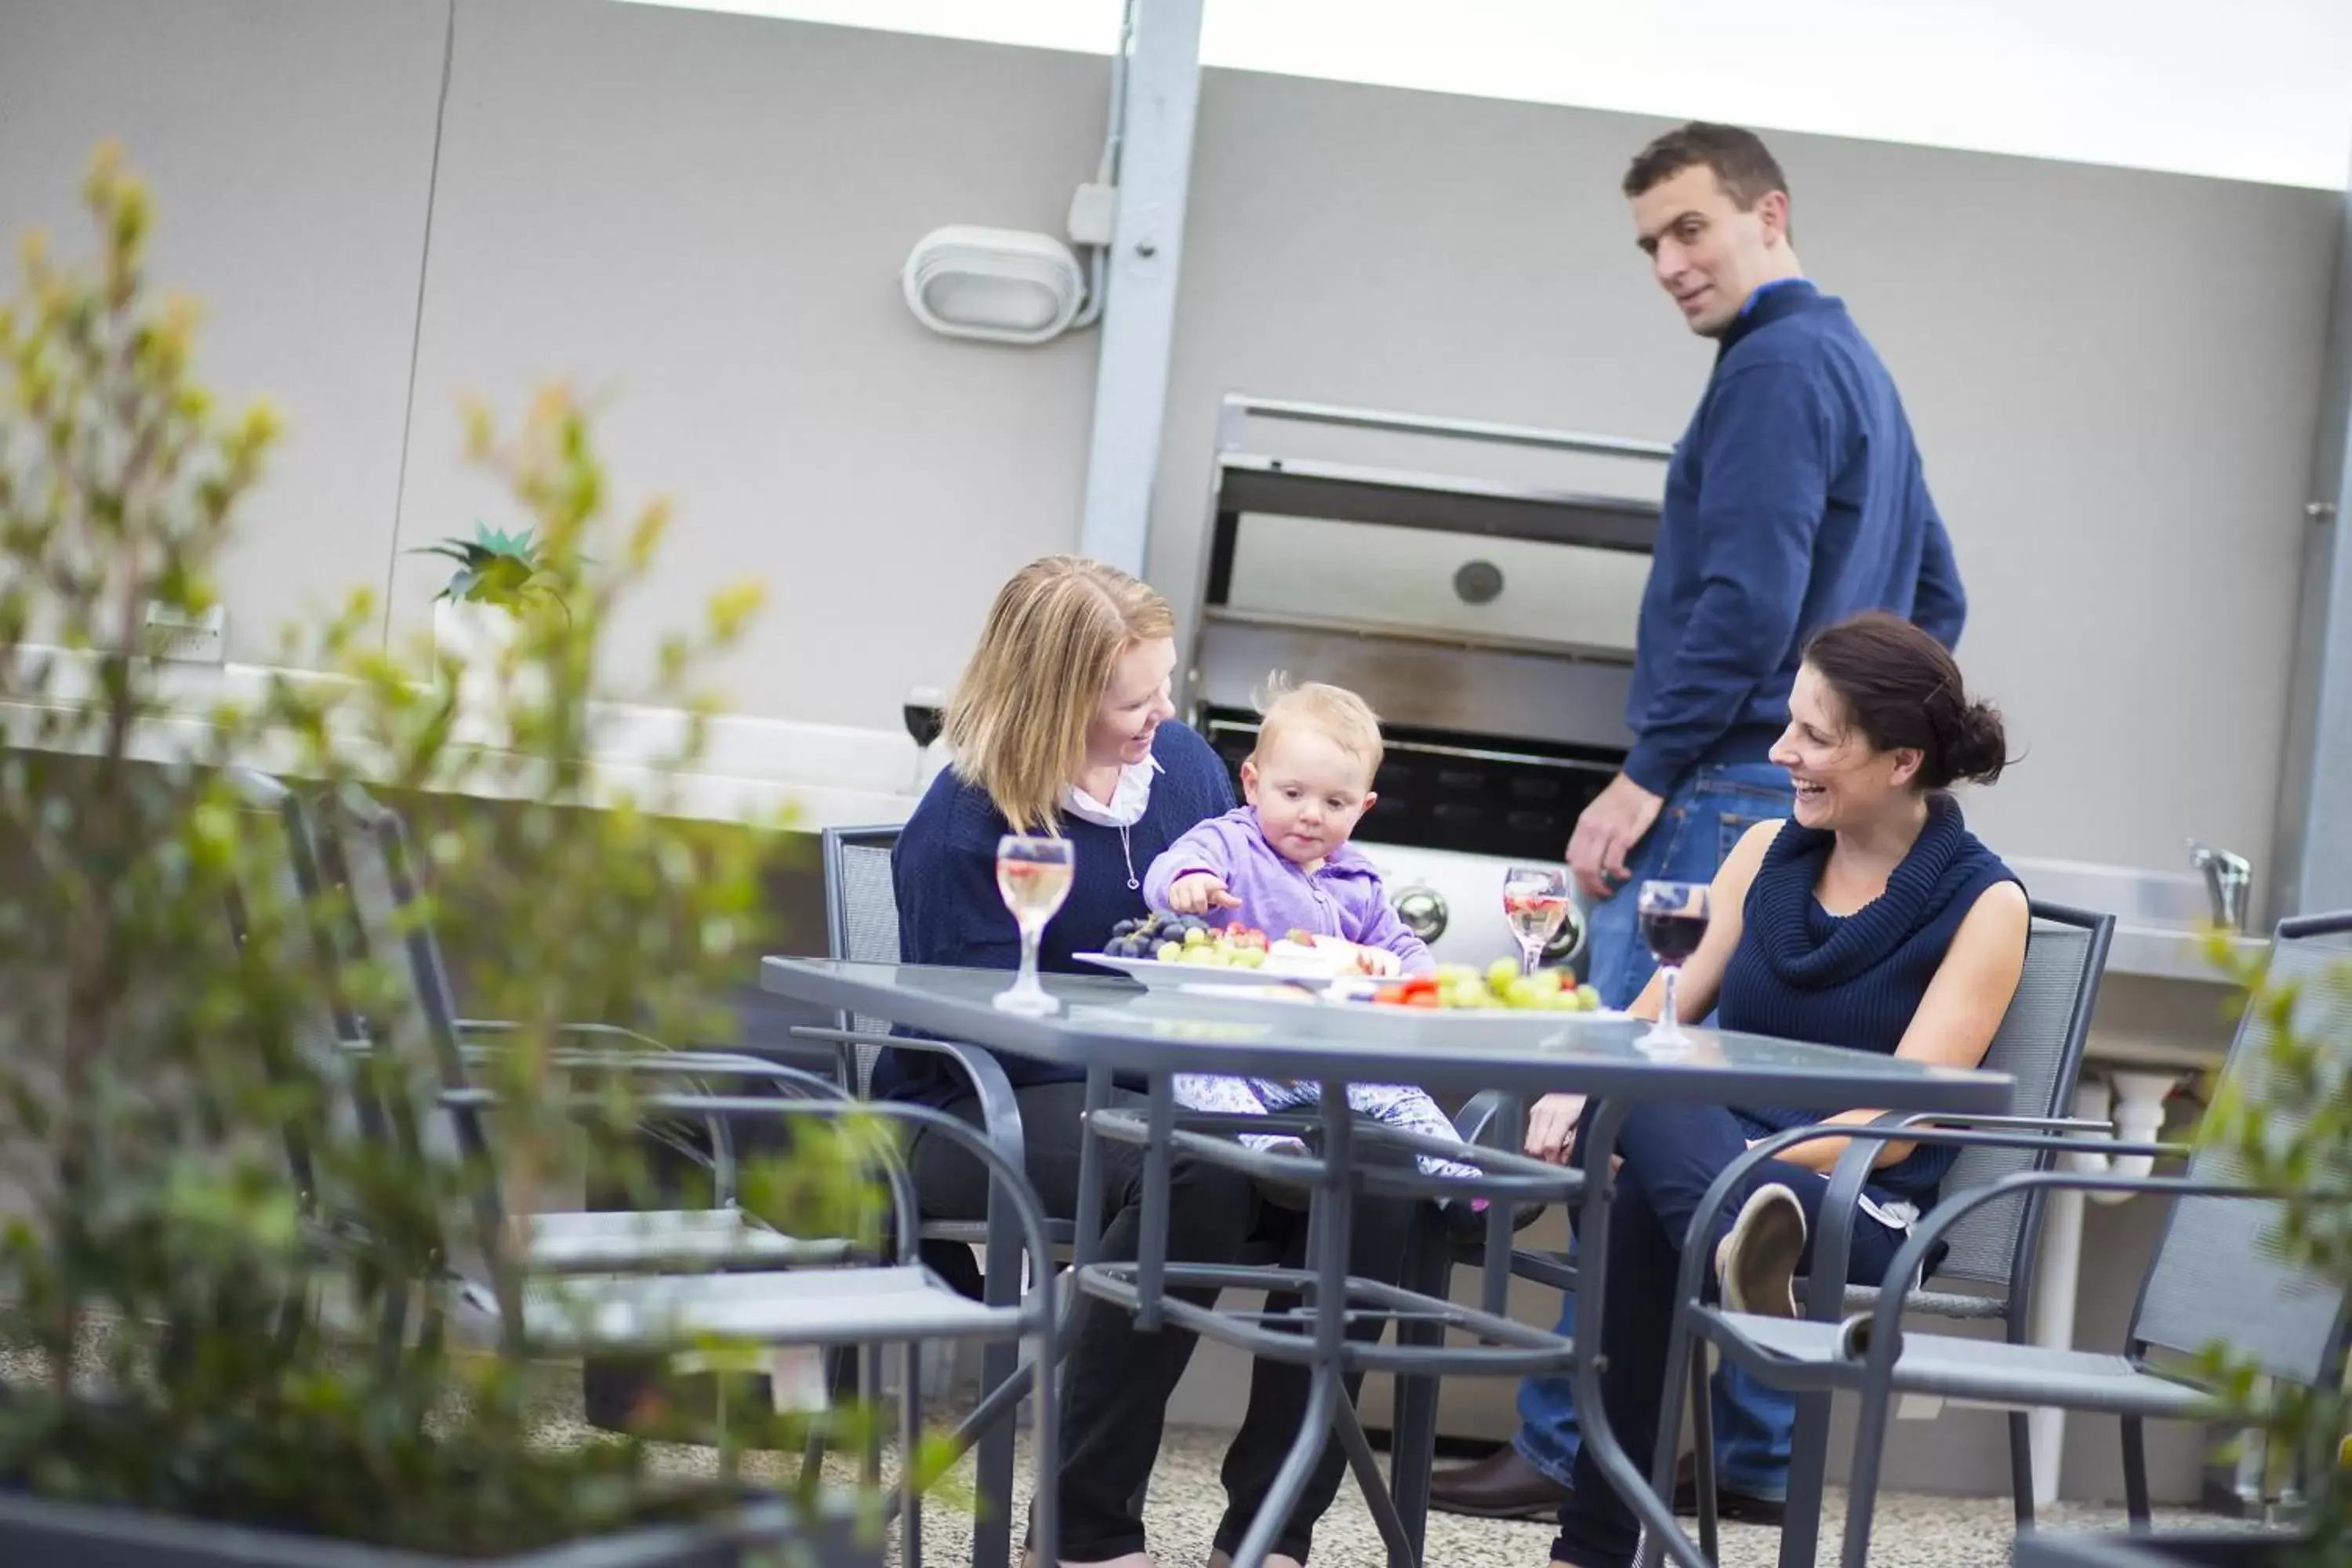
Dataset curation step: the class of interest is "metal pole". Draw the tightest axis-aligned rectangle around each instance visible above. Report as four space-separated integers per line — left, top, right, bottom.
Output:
2274 161 2352 917
1076 0 1205 575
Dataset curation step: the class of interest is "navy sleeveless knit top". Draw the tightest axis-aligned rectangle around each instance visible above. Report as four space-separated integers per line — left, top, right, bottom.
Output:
1716 793 2020 1203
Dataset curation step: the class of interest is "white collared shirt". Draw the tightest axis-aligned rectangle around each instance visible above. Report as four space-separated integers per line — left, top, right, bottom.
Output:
1059 753 1162 828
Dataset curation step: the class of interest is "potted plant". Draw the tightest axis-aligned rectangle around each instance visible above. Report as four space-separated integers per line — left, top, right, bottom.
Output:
0 143 906 1566
2016 935 2352 1568
412 521 575 728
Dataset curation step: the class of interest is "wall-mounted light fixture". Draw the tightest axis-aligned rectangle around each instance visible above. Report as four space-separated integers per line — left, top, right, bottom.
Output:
900 225 1088 346
901 0 1134 347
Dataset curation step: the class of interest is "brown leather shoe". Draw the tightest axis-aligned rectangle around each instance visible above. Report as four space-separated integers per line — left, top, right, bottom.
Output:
1428 1446 1784 1527
1427 1446 1568 1520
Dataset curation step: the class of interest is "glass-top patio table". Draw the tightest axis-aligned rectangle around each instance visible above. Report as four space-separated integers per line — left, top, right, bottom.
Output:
760 959 2014 1568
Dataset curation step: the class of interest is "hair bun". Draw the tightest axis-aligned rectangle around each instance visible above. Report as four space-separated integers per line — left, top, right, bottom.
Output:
1801 612 2013 793
1940 697 2010 786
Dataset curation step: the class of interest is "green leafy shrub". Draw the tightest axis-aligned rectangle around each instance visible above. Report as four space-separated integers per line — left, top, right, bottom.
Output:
2197 927 2352 1559
0 142 895 1556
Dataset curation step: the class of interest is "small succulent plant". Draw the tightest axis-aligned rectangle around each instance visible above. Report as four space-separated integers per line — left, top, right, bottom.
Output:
413 521 571 617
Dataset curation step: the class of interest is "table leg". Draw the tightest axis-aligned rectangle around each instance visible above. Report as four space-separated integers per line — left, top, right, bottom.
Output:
1480 1091 1524 1320
972 1179 1023 1568
1477 1105 1515 1326
1226 1084 1356 1568
981 1063 1107 1568
1073 1065 1112 1268
1136 1073 1174 1332
902 1338 926 1568
1334 1390 1417 1566
1386 1222 1450 1560
1776 1393 1834 1568
1570 1098 1709 1568
1029 1269 1065 1568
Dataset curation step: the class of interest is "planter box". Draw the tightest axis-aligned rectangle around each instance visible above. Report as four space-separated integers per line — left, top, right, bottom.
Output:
2013 1530 2298 1567
0 1488 884 1568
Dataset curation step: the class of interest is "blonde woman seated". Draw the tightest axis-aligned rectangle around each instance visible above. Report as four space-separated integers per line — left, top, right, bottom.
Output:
878 556 1424 1568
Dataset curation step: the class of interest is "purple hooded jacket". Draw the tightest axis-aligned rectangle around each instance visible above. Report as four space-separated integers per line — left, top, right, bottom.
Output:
1142 807 1435 975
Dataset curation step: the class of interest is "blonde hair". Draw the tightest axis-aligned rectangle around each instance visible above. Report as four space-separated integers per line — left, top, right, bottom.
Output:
1250 677 1384 787
946 556 1175 833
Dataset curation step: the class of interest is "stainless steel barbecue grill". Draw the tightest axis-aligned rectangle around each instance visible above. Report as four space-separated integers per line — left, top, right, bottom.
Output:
1181 395 1673 971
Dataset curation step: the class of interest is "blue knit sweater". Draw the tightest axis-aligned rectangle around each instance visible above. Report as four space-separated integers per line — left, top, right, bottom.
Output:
1624 281 1969 796
1716 793 2020 1202
875 721 1236 1105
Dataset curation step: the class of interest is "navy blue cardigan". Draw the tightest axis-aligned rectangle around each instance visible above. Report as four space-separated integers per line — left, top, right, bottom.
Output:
875 721 1236 1105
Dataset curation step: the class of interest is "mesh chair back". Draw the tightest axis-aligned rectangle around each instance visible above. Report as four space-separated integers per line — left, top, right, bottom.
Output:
312 786 514 1298
224 771 376 1197
822 826 905 1095
1933 907 2112 1287
2133 915 2352 1384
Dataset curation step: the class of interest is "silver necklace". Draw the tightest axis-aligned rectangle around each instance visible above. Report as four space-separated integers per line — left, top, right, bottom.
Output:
1118 823 1139 890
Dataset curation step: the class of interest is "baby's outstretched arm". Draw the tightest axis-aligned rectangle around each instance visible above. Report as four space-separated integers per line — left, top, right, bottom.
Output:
1143 817 1240 913
1167 873 1242 915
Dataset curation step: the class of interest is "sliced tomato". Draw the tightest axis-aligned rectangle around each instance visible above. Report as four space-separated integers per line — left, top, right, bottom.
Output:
1403 993 1440 1008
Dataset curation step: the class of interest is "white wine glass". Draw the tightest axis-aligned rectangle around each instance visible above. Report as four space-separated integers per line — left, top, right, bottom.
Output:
1501 864 1572 978
1638 880 1711 1047
994 834 1074 1014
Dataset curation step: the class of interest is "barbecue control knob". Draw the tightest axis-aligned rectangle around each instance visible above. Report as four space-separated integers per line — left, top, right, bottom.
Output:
1542 902 1588 964
1454 559 1504 604
1393 885 1447 942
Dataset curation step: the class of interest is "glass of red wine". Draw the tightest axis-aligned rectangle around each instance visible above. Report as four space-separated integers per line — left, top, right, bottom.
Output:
903 686 947 794
1636 880 1711 1047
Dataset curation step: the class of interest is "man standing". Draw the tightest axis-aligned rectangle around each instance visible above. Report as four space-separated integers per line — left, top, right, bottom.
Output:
1428 122 1967 1525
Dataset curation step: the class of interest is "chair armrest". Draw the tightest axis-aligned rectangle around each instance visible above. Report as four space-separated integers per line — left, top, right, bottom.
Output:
445 1083 924 1267
376 1036 858 1109
1882 1111 2116 1135
456 1018 672 1052
443 1087 1058 1295
426 1041 844 1207
1809 1110 2111 1316
1451 1090 1512 1148
789 1025 1029 1178
539 1048 848 1100
1850 1169 2325 1364
1669 1117 2189 1334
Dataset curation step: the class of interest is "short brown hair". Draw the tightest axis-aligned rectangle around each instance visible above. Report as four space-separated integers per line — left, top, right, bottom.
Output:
1802 612 2009 790
946 556 1175 833
1251 677 1383 789
1623 122 1790 213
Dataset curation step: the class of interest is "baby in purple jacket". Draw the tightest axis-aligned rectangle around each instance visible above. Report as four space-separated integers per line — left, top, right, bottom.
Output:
1143 683 1481 1190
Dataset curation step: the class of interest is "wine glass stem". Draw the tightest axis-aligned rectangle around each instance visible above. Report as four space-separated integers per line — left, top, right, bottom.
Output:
1660 964 1681 1033
1017 927 1044 996
1519 940 1541 978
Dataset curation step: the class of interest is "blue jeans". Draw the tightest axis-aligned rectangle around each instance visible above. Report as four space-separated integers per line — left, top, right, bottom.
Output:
1515 762 1796 1500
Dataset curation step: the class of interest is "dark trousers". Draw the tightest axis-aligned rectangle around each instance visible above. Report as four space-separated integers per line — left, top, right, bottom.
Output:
908 1079 1421 1565
1551 1102 1909 1568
